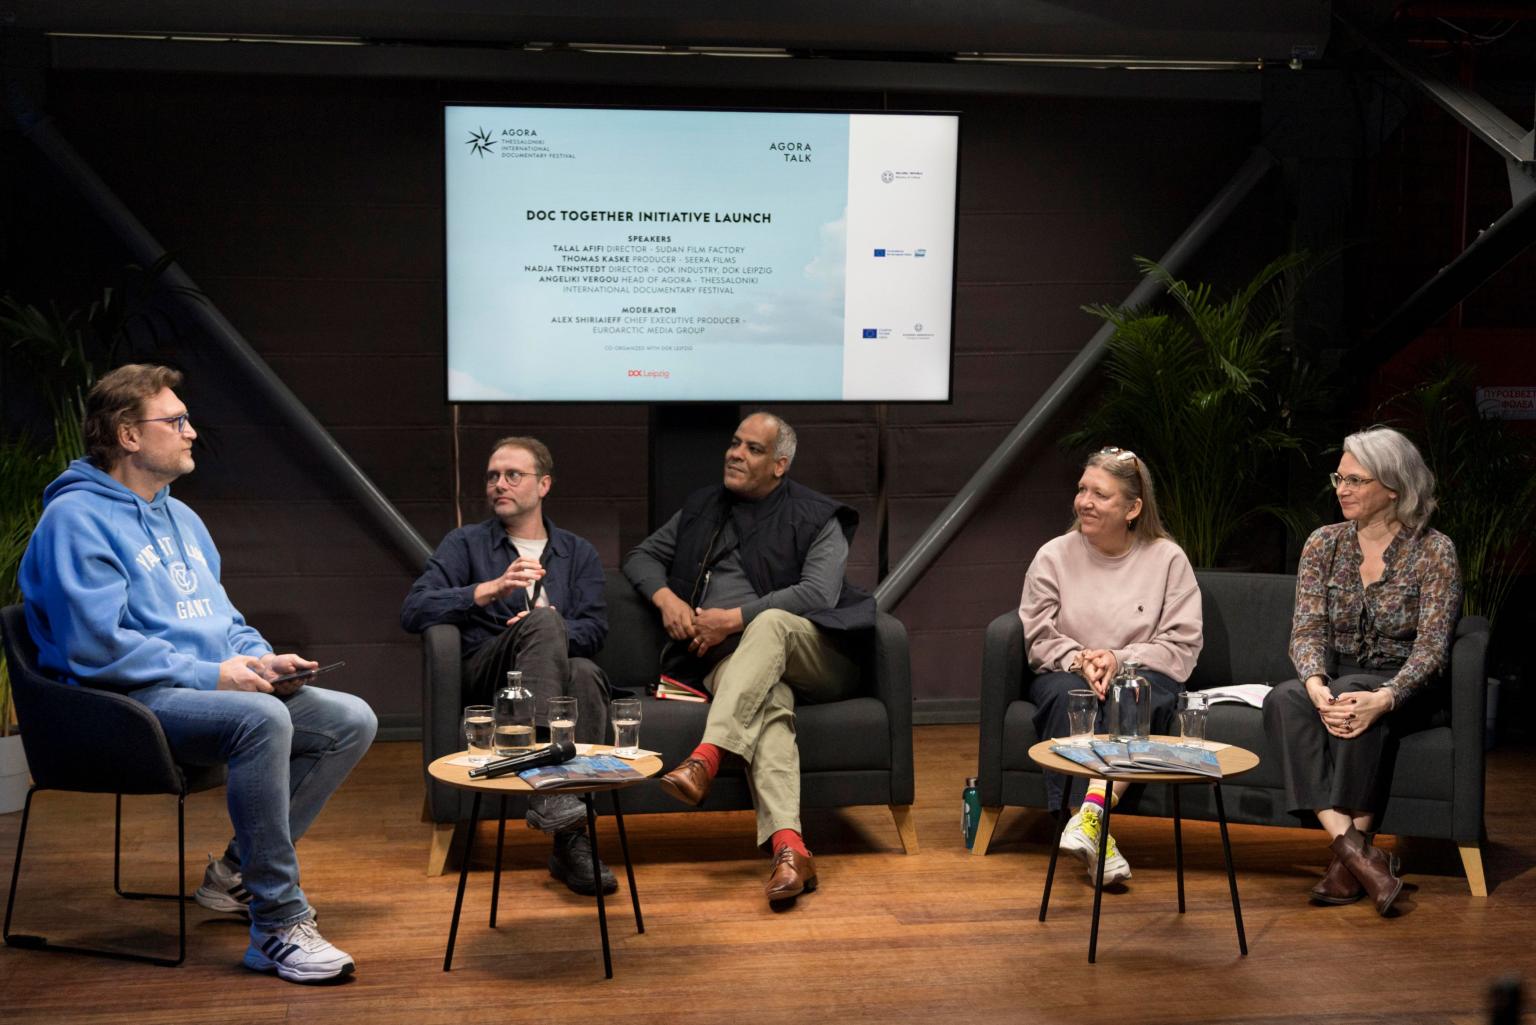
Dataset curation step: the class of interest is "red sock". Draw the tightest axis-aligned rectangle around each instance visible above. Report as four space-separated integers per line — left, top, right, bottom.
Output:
771 829 809 857
1082 790 1107 815
688 743 723 778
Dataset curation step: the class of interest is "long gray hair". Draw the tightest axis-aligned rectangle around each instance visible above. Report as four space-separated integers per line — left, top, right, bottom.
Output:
1342 426 1438 535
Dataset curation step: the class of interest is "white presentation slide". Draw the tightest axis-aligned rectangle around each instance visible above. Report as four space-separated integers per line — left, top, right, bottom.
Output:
444 105 958 402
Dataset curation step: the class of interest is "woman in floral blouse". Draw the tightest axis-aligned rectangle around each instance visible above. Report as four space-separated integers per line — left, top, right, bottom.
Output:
1263 427 1460 916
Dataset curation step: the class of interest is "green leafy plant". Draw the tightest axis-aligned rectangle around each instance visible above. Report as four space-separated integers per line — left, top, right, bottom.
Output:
1377 361 1536 627
0 257 188 733
1066 253 1329 567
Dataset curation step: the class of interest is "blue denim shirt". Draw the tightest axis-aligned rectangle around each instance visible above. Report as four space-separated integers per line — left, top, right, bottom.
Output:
400 516 607 659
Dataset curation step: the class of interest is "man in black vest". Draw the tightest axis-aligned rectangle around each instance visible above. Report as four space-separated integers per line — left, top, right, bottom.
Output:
622 412 875 905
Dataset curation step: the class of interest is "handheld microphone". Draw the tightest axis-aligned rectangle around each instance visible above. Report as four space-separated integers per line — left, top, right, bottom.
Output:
469 739 578 780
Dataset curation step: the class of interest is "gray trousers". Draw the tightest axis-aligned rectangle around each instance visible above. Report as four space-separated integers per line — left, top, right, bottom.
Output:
701 610 860 847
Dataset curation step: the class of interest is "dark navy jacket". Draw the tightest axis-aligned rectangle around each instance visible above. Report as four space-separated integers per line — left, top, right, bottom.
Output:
400 516 606 659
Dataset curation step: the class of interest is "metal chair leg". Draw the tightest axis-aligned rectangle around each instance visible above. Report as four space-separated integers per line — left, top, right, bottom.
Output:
7 788 187 967
113 793 196 905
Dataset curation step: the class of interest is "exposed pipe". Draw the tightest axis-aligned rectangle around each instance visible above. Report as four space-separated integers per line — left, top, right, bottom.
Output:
1350 183 1536 371
874 145 1278 611
15 108 434 570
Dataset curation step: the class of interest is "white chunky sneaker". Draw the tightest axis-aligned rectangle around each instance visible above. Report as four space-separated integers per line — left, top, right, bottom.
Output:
243 916 355 983
195 854 252 916
1059 806 1132 885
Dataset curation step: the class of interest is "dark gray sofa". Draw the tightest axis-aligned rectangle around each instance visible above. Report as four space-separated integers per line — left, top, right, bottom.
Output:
421 571 916 874
975 570 1491 894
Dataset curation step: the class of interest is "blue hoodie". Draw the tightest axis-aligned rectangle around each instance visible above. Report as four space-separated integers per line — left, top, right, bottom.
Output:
19 459 269 691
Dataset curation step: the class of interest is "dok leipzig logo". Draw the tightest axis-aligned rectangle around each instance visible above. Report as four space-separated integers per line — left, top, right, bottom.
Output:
466 127 497 158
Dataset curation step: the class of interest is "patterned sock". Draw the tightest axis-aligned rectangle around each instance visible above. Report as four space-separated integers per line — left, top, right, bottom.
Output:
771 829 809 857
1083 780 1117 815
688 742 723 778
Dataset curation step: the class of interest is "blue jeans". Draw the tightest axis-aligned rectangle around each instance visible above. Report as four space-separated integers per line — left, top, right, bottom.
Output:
129 684 377 929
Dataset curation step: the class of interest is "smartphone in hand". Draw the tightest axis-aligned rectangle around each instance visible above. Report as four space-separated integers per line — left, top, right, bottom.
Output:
269 661 346 686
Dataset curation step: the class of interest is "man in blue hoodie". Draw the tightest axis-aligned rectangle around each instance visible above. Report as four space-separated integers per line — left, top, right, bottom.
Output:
400 435 615 895
19 364 377 984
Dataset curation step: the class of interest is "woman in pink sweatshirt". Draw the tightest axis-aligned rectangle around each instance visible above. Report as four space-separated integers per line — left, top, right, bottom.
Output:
1018 447 1203 885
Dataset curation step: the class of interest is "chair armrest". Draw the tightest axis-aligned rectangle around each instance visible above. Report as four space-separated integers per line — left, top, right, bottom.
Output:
18 682 186 795
977 610 1026 806
421 623 465 820
871 611 914 805
1448 615 1489 842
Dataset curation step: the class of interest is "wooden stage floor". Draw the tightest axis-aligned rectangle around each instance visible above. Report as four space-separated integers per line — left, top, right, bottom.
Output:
1 724 1532 1025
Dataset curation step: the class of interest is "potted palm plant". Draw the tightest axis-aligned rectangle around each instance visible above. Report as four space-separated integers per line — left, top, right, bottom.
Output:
1065 253 1330 568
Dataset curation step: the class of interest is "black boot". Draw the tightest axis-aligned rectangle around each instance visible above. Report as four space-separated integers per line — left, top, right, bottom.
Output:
548 830 618 896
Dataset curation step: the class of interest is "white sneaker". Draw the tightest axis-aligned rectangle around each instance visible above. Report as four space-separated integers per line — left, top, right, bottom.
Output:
195 854 252 916
243 916 355 983
1059 806 1132 885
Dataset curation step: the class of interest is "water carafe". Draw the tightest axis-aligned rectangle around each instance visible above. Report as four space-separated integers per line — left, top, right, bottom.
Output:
493 671 537 755
1107 659 1152 741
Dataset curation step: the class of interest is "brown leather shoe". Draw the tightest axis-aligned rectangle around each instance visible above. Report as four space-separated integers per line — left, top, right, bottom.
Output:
659 758 712 806
765 847 818 902
1310 855 1364 905
1330 826 1403 915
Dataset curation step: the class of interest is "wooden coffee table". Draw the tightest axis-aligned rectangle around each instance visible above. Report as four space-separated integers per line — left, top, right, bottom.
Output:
1028 736 1260 963
427 745 663 978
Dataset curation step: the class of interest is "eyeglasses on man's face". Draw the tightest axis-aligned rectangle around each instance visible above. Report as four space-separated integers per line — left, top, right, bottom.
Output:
1329 472 1376 490
484 469 543 487
135 413 191 434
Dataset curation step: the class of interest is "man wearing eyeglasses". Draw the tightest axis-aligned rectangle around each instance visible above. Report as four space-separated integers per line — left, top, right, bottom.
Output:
400 436 614 896
19 364 378 983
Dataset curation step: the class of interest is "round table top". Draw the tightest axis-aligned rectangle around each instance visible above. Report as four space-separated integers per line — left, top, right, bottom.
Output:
427 745 664 794
1027 735 1259 783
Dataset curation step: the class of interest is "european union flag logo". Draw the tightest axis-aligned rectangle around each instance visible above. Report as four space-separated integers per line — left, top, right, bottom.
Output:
862 328 878 338
873 249 886 257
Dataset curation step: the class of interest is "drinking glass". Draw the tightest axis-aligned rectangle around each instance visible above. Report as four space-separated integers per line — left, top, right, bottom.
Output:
1067 689 1098 746
462 704 495 764
548 696 578 750
611 697 642 757
1178 690 1211 747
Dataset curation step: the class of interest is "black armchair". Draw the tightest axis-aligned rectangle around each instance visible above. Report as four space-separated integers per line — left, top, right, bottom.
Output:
1 603 228 966
974 571 1491 895
419 571 917 874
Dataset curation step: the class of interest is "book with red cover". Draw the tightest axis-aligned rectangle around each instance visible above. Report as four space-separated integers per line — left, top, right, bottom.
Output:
650 674 709 703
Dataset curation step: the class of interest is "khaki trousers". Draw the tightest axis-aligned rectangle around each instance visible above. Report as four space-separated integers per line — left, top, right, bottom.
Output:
702 609 859 846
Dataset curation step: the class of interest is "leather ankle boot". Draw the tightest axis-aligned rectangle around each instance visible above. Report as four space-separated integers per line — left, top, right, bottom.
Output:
1310 854 1364 905
1329 825 1402 915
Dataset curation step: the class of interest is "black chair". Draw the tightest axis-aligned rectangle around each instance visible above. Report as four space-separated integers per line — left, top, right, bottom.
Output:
419 571 917 874
1 603 228 966
974 571 1491 895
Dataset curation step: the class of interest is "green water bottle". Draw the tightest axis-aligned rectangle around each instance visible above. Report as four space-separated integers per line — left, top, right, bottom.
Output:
962 776 981 849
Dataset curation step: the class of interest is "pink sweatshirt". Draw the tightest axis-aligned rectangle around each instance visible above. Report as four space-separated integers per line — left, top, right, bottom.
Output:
1018 531 1203 682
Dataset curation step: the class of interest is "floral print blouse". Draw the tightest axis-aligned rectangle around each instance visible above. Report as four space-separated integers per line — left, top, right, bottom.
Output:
1289 521 1461 708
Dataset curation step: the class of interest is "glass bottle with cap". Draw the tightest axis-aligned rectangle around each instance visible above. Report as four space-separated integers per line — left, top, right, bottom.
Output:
493 670 537 755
